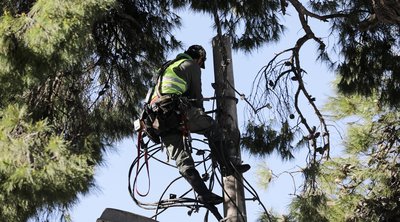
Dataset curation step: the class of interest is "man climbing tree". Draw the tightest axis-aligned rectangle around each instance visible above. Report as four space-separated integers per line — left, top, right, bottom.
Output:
143 45 250 205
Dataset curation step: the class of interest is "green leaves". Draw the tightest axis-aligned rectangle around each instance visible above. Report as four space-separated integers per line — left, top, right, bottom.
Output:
0 1 184 220
0 0 116 109
241 120 301 160
313 0 400 107
171 0 284 51
0 0 114 73
310 90 400 221
0 104 94 221
289 193 329 222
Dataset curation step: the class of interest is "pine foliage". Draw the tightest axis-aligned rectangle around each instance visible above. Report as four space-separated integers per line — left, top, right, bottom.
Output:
241 121 304 160
310 0 400 107
171 0 284 51
0 105 93 221
291 93 400 222
0 0 180 219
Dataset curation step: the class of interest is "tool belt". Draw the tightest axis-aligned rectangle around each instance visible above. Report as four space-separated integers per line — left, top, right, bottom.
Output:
135 95 190 144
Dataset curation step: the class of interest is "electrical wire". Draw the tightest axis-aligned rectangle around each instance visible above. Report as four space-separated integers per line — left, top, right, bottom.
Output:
128 133 273 222
128 135 224 220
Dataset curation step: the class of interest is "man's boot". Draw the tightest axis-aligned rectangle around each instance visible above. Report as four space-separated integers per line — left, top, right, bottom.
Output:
227 162 251 176
210 140 251 176
183 168 223 205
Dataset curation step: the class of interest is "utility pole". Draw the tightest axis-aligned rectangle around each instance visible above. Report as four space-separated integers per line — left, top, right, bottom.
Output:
212 36 247 222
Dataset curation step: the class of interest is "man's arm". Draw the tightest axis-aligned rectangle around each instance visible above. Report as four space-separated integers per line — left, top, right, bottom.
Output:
177 60 204 110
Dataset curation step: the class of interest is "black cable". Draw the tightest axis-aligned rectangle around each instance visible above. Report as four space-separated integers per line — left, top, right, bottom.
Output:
129 145 164 209
129 127 273 222
129 135 223 220
226 161 273 222
214 171 246 222
242 175 273 222
154 176 189 219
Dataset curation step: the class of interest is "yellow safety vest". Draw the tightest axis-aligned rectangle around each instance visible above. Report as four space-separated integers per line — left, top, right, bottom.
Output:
152 58 188 101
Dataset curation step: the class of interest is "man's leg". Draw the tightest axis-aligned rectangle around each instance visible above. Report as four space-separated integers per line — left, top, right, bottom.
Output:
161 131 222 204
186 107 250 176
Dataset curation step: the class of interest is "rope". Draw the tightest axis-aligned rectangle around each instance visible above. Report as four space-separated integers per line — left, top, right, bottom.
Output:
134 131 151 197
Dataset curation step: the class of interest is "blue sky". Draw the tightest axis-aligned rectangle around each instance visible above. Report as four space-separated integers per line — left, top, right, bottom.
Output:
71 6 337 222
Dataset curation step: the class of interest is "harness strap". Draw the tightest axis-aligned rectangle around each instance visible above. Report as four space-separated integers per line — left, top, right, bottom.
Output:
135 131 151 197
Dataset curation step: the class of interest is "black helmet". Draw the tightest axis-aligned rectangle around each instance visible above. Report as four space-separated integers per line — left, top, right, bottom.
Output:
185 45 207 68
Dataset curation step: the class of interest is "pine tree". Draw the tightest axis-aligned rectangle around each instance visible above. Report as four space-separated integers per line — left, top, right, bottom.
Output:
0 105 93 221
311 93 400 222
0 0 180 220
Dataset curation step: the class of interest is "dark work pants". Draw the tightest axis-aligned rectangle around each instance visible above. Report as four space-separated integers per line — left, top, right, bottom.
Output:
161 107 223 175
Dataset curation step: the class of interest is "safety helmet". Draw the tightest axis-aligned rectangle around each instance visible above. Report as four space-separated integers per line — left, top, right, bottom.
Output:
185 45 207 69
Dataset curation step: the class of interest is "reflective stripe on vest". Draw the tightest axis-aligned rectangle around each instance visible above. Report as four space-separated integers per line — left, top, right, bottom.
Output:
153 59 188 100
